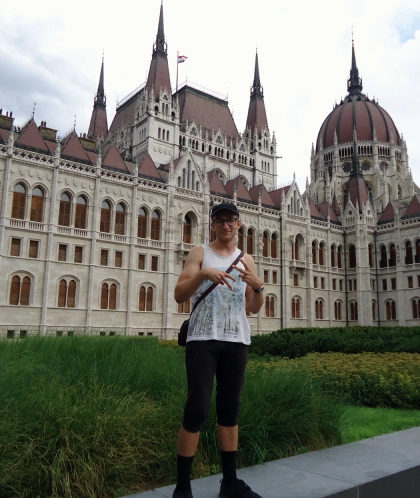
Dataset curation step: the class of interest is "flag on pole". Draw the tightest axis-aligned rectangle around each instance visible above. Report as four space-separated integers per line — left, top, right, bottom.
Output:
178 55 188 64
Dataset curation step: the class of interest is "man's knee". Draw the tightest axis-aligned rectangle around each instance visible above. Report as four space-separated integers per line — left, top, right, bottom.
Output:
216 402 240 427
182 402 210 433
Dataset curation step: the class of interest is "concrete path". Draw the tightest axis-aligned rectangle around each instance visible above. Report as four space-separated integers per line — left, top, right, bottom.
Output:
123 427 420 498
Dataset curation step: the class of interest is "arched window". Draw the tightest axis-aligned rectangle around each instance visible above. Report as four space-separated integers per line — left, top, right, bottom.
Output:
100 201 111 233
372 301 377 321
334 301 342 320
9 275 31 305
405 241 413 264
30 187 44 222
158 128 161 139
75 196 87 229
247 229 254 255
312 241 317 264
12 183 26 220
380 245 387 268
59 192 71 226
262 231 269 257
178 298 191 313
101 283 117 310
350 301 358 321
412 299 420 319
58 279 76 308
139 285 153 311
237 227 244 251
315 299 323 319
115 204 125 235
331 245 336 268
319 242 325 266
151 210 160 240
265 296 275 317
416 240 420 263
368 244 374 268
389 244 396 267
271 234 277 258
291 297 301 318
138 208 147 238
183 215 191 243
349 244 356 268
337 245 342 268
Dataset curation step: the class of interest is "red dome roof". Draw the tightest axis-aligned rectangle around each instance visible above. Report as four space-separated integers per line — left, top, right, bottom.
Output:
316 94 400 153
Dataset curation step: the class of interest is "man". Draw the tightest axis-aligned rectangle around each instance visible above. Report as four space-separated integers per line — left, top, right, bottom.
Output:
173 202 264 498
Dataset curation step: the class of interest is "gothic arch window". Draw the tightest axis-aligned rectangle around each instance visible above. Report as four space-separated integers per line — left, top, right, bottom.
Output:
178 297 191 314
182 168 186 188
75 195 87 229
262 231 269 257
151 210 161 241
312 241 317 264
183 215 192 244
12 183 26 220
265 295 275 317
115 203 126 235
331 244 336 267
315 299 324 319
350 301 358 321
380 244 387 268
271 233 278 258
247 228 255 255
30 187 44 222
100 200 111 233
237 227 245 252
319 242 325 266
58 278 76 308
100 282 117 310
334 300 342 320
167 130 170 141
368 244 374 268
9 274 31 305
349 244 356 268
291 297 301 318
405 240 413 264
59 192 71 227
386 300 396 320
372 300 377 321
389 244 396 267
139 285 154 311
412 299 420 319
416 239 420 262
138 207 148 239
158 128 161 139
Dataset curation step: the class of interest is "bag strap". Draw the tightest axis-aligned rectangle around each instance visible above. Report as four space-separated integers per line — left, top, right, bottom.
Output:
190 250 244 315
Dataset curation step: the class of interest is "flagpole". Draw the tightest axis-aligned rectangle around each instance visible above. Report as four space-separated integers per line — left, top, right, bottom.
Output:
176 51 179 95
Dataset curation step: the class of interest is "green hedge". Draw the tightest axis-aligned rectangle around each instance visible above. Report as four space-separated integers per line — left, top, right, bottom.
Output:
249 326 420 358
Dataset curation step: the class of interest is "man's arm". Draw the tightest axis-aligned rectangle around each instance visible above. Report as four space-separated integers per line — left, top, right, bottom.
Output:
174 246 237 304
233 254 264 314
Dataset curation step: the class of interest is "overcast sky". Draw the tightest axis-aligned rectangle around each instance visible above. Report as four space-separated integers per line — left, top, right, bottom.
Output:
1 0 419 189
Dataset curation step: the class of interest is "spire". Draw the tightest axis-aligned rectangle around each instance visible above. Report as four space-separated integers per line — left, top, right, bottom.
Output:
245 51 268 138
351 127 360 173
345 126 369 213
347 34 363 95
88 56 108 140
155 2 167 55
146 4 171 101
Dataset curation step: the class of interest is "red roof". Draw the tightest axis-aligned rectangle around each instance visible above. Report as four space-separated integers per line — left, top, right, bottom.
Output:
402 195 420 218
347 174 369 211
60 132 91 163
246 95 268 137
137 153 163 181
377 201 405 223
309 198 323 218
15 119 49 153
0 128 11 144
208 171 228 196
102 144 128 172
317 202 340 223
268 185 290 209
225 178 253 202
248 184 275 207
177 86 238 140
109 91 140 134
88 106 108 140
316 96 400 152
146 53 172 101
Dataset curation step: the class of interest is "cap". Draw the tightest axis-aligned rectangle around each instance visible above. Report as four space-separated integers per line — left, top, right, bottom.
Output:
210 202 239 218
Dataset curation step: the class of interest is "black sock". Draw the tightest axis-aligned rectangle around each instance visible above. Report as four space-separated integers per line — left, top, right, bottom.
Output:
175 454 194 491
220 450 237 486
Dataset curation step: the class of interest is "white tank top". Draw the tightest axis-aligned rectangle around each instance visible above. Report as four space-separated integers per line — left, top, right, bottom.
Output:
187 245 251 345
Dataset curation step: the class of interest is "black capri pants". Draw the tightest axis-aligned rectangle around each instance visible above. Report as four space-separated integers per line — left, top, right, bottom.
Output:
182 340 248 433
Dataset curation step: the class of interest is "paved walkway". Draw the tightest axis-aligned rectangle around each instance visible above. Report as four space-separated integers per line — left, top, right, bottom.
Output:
123 427 420 498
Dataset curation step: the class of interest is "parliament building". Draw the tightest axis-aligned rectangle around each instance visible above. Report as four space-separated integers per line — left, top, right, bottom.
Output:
1 6 419 338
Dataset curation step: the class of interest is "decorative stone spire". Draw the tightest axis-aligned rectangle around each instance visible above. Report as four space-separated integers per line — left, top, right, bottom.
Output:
351 127 360 173
347 36 363 95
155 2 167 55
245 51 268 137
88 56 108 140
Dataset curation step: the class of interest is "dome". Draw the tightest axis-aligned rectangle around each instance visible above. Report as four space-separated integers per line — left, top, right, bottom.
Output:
316 43 400 153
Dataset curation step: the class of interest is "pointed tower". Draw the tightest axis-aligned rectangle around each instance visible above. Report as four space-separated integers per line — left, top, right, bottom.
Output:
245 51 269 138
146 3 172 101
346 129 369 212
347 36 363 96
88 57 108 140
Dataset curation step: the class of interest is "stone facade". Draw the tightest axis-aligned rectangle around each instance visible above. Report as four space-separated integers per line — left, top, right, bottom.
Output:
0 9 419 339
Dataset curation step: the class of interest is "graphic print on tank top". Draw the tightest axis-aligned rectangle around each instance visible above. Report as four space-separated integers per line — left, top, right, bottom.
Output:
188 267 247 340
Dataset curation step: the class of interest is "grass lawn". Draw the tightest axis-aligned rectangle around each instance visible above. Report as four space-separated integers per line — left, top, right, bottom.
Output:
341 405 420 443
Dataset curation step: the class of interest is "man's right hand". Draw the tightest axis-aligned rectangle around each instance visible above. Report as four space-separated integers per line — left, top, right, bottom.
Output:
202 267 236 290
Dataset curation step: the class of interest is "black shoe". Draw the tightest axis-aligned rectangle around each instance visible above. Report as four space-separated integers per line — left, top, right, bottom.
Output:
172 487 193 498
219 478 262 498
